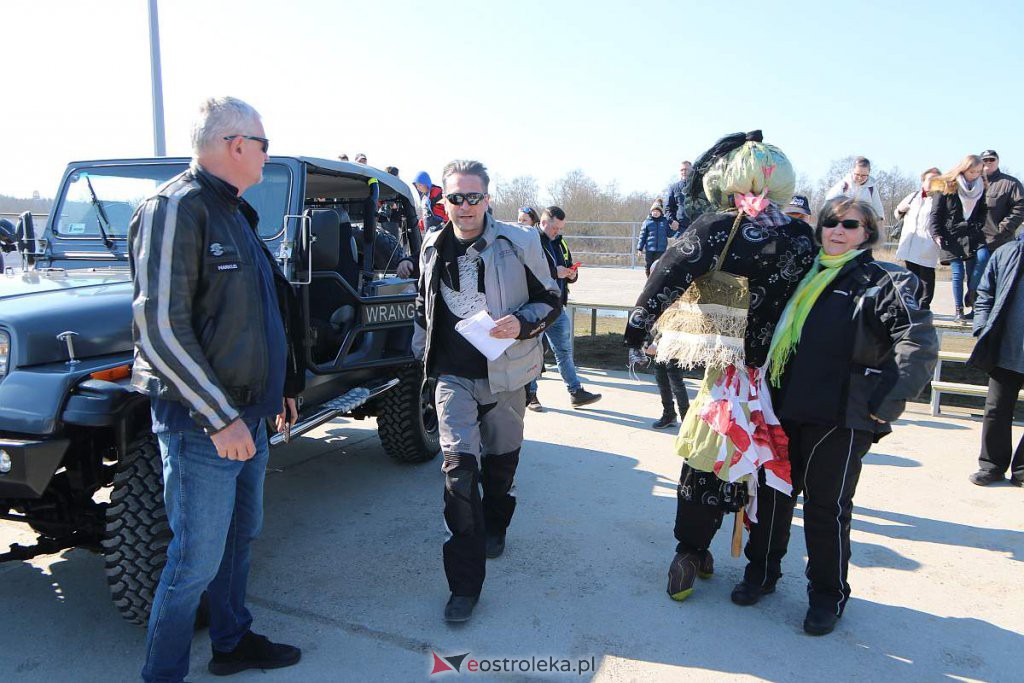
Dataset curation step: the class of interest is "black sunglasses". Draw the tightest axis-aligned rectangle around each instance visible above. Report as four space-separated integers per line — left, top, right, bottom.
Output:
446 192 486 206
223 134 269 153
982 157 997 162
821 218 863 230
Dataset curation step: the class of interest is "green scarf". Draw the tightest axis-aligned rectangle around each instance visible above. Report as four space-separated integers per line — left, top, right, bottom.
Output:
767 248 864 387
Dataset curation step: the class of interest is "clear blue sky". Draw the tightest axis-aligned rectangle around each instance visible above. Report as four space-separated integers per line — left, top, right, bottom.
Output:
4 0 1023 200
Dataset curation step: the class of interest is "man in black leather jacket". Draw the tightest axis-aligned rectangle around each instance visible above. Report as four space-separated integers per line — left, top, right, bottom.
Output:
130 96 303 683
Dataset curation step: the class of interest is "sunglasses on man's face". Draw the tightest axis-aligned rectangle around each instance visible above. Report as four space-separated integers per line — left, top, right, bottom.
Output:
821 218 863 230
224 134 269 153
446 192 486 206
983 157 997 163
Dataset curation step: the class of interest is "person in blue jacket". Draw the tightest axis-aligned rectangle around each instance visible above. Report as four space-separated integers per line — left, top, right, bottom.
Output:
637 201 680 276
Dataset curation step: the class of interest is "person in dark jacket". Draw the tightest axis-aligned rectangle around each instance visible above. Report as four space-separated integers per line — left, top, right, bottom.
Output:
980 148 1024 248
130 97 303 683
928 155 988 321
524 206 601 411
730 197 937 637
967 239 1024 487
664 160 693 232
637 202 680 276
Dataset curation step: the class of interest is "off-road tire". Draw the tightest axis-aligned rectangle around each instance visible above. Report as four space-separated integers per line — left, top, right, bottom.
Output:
103 432 170 625
377 364 440 463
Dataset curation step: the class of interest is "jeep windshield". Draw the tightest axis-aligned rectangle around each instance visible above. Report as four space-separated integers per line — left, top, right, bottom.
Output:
52 162 291 243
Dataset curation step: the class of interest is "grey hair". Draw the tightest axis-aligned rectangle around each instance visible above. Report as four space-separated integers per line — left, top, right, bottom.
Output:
815 196 881 248
441 159 490 192
190 96 262 156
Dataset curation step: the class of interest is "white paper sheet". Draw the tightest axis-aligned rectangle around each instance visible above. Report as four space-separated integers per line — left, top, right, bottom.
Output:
455 310 516 361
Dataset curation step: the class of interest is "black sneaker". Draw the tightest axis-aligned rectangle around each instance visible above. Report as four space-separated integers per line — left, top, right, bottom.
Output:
969 470 1004 486
652 413 677 429
485 533 506 559
444 594 478 623
803 606 840 636
1010 476 1024 488
208 631 301 676
526 393 544 412
570 388 602 408
730 580 775 606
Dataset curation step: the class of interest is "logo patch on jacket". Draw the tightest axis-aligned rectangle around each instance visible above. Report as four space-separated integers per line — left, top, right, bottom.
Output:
209 242 225 257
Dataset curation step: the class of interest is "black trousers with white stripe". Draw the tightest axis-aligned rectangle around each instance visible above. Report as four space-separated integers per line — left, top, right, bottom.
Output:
744 422 874 615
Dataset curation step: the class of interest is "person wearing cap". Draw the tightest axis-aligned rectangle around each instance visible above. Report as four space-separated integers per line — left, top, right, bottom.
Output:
355 152 368 164
978 149 1024 263
784 195 812 222
894 167 942 309
637 201 680 276
824 157 886 220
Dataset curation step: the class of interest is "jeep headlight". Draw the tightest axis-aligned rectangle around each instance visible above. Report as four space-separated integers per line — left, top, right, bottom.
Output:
0 329 9 379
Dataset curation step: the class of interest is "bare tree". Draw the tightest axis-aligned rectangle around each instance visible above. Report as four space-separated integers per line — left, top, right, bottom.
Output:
874 167 918 228
490 175 541 219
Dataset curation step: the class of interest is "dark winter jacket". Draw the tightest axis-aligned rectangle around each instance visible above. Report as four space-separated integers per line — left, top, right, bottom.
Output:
624 211 817 367
128 165 305 433
636 214 679 253
970 240 1024 372
774 252 937 438
539 230 577 305
665 179 691 229
928 190 987 264
982 170 1024 249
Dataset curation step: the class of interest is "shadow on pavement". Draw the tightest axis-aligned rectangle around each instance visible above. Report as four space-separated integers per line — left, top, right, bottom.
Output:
0 417 1020 682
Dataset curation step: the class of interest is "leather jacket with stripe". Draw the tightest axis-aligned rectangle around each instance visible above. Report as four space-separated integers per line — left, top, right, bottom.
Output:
128 165 304 433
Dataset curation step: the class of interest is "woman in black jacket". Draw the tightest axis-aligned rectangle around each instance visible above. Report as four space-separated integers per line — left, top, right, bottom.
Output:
929 155 987 321
730 197 937 636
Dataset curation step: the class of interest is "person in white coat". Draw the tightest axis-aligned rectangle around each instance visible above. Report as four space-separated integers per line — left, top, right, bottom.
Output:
894 167 942 309
825 156 886 220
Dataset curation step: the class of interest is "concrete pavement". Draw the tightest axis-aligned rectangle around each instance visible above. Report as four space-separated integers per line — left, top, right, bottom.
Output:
1 368 1022 682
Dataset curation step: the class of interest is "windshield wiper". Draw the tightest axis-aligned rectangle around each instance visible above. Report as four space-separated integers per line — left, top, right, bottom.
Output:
83 175 115 249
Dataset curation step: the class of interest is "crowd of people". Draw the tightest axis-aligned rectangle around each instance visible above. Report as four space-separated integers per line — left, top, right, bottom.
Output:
123 96 1023 682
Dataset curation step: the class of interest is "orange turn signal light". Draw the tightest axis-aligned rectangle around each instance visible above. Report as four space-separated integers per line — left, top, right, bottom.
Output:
90 365 132 382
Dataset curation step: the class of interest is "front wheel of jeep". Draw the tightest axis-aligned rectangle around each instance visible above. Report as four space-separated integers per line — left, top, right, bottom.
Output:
376 363 440 463
103 431 169 625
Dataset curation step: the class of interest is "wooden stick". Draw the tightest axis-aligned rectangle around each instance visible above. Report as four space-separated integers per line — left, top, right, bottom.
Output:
731 508 745 558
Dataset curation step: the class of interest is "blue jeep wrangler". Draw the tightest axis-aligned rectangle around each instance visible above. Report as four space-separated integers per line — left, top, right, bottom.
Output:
0 156 438 624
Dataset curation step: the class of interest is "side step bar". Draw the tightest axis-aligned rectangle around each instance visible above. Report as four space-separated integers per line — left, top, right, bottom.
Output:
269 378 400 446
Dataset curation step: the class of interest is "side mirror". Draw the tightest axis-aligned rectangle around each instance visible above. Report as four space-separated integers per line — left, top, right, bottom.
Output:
17 211 37 265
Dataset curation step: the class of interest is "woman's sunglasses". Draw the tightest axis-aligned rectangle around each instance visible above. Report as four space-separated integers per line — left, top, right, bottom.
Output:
446 192 486 206
821 218 863 230
519 206 533 213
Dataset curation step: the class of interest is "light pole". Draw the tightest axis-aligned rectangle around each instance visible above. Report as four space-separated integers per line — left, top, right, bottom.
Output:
148 0 166 156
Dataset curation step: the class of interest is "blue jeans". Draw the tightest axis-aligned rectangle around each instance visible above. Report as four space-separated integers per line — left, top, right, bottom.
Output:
527 310 582 395
970 246 991 299
950 255 977 310
142 420 269 683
